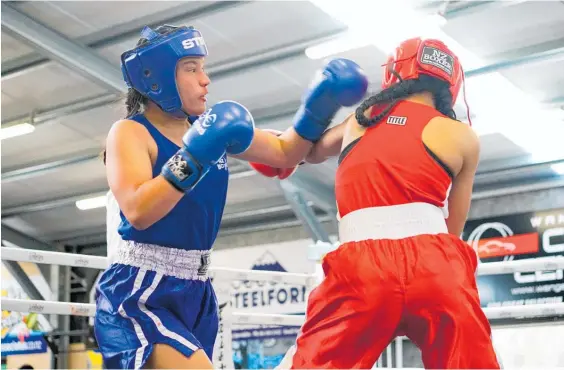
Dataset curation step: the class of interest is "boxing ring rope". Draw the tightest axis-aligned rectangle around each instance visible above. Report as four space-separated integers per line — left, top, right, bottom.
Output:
0 298 307 326
2 246 564 323
0 247 315 286
3 246 564 277
3 296 564 323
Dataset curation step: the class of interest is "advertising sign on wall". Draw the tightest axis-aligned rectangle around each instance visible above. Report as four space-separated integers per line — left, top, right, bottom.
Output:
1 332 48 356
462 208 564 308
212 239 316 369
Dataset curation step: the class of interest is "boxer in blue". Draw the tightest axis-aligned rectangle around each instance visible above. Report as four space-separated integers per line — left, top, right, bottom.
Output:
94 24 368 369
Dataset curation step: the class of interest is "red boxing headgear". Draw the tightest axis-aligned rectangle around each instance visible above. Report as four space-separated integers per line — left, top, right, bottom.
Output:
382 38 464 105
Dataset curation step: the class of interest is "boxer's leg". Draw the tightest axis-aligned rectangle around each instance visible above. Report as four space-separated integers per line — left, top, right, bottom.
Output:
291 241 404 369
404 234 500 369
146 346 213 369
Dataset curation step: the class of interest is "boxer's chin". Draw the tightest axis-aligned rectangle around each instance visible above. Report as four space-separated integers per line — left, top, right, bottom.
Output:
183 99 207 116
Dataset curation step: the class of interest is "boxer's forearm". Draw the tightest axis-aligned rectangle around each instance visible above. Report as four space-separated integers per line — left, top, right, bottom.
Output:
305 121 347 164
232 127 313 168
275 128 316 166
115 175 184 230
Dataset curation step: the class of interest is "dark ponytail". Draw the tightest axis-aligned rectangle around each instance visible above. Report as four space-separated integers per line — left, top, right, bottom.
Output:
355 74 456 128
124 88 147 118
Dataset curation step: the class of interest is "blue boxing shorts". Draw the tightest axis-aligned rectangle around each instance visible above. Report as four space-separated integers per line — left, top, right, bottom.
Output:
94 242 218 369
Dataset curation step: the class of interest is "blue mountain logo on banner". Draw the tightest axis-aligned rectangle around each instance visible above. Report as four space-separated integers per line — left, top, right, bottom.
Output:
251 251 286 272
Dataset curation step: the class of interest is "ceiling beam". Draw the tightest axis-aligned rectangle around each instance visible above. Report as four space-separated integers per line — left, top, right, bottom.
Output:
2 190 108 218
1 225 55 251
279 180 331 243
3 1 562 130
440 0 527 20
2 151 103 184
1 2 248 77
465 45 564 79
1 2 125 92
2 0 517 79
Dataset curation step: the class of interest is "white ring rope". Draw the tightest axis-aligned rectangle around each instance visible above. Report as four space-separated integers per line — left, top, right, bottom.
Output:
2 298 564 323
2 246 564 277
0 298 307 326
3 247 563 324
0 247 315 286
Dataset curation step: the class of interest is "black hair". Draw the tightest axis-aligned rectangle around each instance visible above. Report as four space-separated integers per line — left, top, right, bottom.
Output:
124 24 181 118
355 74 456 128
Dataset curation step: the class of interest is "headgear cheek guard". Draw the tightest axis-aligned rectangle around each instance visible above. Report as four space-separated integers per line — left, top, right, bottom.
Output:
382 38 463 105
120 25 208 117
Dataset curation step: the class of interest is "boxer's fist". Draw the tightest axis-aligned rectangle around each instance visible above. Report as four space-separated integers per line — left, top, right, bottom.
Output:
293 58 368 142
186 100 255 157
249 128 299 180
161 101 255 192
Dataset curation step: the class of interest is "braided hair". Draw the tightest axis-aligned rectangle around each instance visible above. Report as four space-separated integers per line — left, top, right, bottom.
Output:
355 74 456 128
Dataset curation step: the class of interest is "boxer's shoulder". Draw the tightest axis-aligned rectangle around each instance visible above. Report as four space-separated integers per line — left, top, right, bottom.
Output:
425 116 476 143
107 118 154 147
424 115 479 169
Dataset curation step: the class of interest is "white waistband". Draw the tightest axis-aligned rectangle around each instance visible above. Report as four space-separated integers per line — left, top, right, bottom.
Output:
338 203 448 243
115 240 211 281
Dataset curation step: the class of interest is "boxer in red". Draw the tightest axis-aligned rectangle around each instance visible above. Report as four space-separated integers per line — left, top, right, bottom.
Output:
267 38 501 369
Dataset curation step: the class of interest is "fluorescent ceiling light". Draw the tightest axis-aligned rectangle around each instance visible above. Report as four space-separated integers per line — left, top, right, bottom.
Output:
307 0 564 160
76 195 107 211
1 123 35 140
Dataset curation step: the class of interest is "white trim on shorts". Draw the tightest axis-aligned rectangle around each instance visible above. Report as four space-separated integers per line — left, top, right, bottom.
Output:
136 272 199 351
118 269 150 369
119 269 200 369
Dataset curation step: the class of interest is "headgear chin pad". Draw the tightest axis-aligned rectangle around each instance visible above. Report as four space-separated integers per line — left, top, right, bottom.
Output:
382 38 463 104
120 25 208 117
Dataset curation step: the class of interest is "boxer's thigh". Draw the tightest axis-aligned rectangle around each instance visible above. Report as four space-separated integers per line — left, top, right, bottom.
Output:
292 241 405 369
404 234 500 369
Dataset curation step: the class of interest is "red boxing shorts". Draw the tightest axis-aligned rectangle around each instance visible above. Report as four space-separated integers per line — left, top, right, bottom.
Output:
291 203 501 369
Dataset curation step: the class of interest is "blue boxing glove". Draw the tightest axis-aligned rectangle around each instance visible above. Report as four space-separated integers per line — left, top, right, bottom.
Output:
293 58 368 142
161 100 255 192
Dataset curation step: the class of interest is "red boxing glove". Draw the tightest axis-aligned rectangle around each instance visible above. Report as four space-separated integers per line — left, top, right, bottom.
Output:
249 162 279 178
249 162 299 179
249 128 299 180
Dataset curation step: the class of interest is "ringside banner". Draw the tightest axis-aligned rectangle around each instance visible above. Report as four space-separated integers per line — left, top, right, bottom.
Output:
462 208 564 308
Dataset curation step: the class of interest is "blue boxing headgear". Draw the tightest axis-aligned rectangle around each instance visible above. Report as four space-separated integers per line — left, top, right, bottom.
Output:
120 25 208 117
